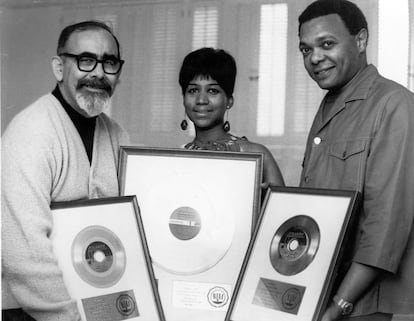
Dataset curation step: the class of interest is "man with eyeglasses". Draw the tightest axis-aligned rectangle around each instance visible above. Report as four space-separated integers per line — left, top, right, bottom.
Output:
2 21 129 321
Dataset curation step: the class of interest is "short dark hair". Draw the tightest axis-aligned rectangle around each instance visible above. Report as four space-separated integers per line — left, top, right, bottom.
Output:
298 0 368 37
179 47 236 97
57 20 121 58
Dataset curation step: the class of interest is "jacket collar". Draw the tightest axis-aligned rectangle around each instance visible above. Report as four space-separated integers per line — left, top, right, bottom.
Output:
315 64 378 129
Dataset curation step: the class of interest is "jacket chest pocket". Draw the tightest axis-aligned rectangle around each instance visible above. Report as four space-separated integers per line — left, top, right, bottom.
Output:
328 139 367 190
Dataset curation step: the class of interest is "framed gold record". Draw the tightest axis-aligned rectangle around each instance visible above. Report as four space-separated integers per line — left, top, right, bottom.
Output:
226 187 361 321
71 225 126 288
118 147 263 321
50 196 165 321
269 215 320 276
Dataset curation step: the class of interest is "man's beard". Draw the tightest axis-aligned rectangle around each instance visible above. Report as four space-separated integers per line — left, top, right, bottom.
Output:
75 91 112 117
75 78 114 117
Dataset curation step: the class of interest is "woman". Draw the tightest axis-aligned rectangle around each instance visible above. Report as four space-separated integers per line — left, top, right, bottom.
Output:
178 47 285 188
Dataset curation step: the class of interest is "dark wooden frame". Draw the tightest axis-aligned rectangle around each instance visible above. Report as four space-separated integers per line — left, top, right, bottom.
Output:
225 186 361 321
51 196 166 321
118 146 264 321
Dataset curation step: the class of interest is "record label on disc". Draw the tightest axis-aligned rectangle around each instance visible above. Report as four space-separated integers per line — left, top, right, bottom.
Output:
72 225 126 288
269 215 320 276
279 228 308 261
169 206 201 240
85 241 114 273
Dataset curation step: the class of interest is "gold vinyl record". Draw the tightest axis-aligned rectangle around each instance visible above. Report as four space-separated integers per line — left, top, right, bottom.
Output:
269 215 320 276
143 181 235 275
71 225 126 288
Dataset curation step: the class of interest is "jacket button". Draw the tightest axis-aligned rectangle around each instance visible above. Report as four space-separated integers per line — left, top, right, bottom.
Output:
313 137 321 145
304 176 310 183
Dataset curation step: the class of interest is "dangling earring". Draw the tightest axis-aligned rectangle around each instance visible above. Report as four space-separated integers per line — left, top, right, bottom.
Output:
223 107 230 132
180 111 188 130
180 119 188 130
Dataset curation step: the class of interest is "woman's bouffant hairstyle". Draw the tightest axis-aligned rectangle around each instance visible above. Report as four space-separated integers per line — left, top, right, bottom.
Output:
298 0 368 38
179 47 237 98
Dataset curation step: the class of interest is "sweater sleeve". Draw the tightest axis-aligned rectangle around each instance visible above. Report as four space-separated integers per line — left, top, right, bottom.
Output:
1 108 81 321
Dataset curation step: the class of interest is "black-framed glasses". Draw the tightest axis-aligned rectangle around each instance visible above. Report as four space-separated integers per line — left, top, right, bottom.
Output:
59 53 124 75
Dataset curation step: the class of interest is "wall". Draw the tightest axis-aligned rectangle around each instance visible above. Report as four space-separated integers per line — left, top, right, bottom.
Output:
1 5 62 131
0 0 387 186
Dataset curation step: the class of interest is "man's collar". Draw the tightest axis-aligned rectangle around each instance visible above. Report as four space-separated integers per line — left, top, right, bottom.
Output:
52 85 97 124
328 64 378 104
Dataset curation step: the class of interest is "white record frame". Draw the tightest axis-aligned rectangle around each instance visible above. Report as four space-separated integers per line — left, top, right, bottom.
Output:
51 196 165 321
119 146 263 321
225 186 360 321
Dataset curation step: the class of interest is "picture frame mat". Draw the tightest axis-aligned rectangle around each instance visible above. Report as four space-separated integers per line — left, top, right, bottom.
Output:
119 147 262 225
119 147 263 321
51 196 165 321
227 187 360 321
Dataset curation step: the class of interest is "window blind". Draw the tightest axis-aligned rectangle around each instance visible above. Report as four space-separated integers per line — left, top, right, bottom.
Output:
149 5 179 133
378 0 409 87
256 3 287 136
192 4 218 50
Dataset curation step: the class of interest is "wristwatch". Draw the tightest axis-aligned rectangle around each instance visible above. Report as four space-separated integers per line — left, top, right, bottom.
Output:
333 295 354 316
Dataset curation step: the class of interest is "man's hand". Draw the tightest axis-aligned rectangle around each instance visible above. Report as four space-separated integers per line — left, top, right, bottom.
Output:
321 303 342 321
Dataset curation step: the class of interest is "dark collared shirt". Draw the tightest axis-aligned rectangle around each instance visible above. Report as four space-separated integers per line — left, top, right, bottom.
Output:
52 85 96 163
301 65 414 315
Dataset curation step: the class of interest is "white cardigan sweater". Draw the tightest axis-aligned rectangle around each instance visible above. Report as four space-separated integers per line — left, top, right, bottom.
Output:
1 94 129 320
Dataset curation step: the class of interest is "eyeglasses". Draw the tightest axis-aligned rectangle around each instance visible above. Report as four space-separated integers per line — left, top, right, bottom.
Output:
59 53 124 75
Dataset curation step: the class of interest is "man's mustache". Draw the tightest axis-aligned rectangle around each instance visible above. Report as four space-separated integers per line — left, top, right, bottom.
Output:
77 78 113 95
